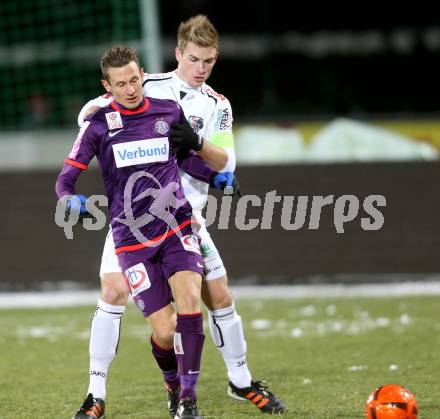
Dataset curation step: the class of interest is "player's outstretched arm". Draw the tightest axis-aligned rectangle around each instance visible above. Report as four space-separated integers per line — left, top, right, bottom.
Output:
201 96 236 172
56 116 98 218
177 150 240 196
196 140 230 172
177 149 216 183
170 119 204 151
55 164 91 219
55 163 82 198
170 119 233 172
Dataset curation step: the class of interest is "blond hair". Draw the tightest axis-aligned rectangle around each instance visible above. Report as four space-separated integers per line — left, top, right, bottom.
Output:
177 15 219 52
100 45 141 82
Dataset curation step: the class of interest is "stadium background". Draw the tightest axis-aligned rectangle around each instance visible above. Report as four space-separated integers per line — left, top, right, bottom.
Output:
1 1 440 290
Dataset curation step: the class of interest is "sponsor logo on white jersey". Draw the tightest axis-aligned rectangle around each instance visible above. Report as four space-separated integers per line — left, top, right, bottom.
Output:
145 72 170 80
219 108 232 129
105 111 123 130
203 86 225 101
200 242 214 257
112 138 169 168
215 108 232 131
180 234 201 254
124 263 151 297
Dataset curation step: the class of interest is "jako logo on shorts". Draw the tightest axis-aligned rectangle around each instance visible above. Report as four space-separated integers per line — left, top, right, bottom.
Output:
112 138 169 168
124 263 151 296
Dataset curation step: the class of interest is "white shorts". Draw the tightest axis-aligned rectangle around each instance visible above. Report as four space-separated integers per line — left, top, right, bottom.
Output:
100 218 227 281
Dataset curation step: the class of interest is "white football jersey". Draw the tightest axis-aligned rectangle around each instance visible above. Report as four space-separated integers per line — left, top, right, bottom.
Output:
78 71 235 212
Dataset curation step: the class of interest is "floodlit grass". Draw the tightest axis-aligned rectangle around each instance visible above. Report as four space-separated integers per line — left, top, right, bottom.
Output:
2 296 440 418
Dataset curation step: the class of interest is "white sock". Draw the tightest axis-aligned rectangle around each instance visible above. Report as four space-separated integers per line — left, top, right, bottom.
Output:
208 304 252 388
87 299 125 400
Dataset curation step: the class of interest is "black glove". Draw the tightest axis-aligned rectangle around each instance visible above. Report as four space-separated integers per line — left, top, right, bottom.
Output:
170 120 204 151
210 172 241 196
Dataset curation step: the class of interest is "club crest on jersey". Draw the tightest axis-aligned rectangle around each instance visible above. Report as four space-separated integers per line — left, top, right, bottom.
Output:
124 263 151 297
135 297 145 311
188 116 204 133
154 118 169 135
105 111 123 130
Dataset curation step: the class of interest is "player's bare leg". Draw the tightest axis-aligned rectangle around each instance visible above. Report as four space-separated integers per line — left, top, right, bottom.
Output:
100 272 129 306
169 270 204 419
203 275 288 414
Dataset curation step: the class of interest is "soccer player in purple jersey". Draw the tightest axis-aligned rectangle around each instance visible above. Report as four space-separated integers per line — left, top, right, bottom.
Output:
55 45 232 419
71 15 287 419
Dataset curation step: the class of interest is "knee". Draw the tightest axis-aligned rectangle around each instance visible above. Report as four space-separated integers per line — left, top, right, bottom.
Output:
100 272 129 306
176 291 201 313
210 289 234 310
204 277 234 310
151 323 175 348
171 272 202 313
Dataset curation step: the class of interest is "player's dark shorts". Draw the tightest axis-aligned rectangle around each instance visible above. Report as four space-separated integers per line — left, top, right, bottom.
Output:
116 224 204 317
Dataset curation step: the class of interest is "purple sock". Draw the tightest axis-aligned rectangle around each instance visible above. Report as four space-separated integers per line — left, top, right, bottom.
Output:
174 313 205 401
150 335 179 389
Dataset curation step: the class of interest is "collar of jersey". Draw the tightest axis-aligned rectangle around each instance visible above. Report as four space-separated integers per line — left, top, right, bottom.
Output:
110 98 150 115
172 71 202 93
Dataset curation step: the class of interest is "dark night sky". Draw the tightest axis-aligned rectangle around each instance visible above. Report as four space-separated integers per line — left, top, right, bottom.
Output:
1 0 438 127
159 1 439 34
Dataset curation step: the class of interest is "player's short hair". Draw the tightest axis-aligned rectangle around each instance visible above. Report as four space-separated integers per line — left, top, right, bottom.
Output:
100 45 141 82
177 15 219 52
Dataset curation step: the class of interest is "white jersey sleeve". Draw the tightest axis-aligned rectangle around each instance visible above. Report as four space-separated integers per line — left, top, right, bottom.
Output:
204 89 236 172
77 93 113 127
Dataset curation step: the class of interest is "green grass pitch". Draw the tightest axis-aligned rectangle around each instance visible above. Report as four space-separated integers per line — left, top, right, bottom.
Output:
1 295 439 418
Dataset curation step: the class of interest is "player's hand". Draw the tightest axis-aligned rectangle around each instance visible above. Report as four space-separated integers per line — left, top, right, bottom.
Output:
66 194 92 220
211 172 241 196
170 120 204 151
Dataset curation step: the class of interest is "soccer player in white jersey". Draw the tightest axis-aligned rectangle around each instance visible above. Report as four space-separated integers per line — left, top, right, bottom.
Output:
74 15 287 417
